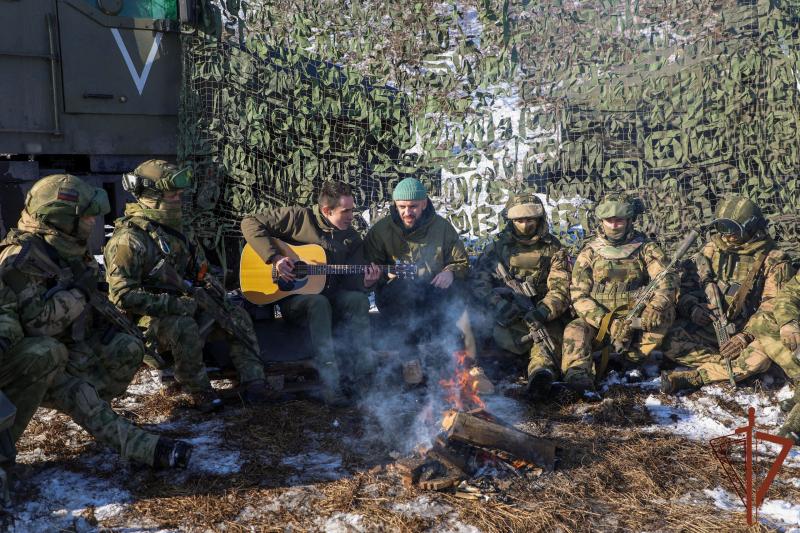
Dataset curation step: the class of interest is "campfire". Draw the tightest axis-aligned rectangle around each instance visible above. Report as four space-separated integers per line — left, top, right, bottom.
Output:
396 351 558 492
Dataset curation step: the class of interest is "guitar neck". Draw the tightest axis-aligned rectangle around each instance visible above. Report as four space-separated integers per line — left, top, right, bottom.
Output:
299 264 400 275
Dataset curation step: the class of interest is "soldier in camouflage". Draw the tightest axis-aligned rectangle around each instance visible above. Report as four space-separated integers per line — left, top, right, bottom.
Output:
732 272 800 442
0 174 190 468
105 160 268 412
562 192 677 393
660 196 792 393
472 193 570 399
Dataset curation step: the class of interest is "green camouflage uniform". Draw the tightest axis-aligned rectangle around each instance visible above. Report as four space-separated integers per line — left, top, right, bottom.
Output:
0 174 162 466
741 272 800 439
661 197 790 385
472 195 570 377
563 193 677 385
240 204 372 390
106 161 264 394
0 276 67 443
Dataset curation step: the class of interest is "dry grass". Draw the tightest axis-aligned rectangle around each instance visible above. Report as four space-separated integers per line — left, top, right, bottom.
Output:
13 371 796 532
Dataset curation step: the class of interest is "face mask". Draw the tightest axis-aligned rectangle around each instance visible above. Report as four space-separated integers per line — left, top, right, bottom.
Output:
602 219 629 242
77 216 96 241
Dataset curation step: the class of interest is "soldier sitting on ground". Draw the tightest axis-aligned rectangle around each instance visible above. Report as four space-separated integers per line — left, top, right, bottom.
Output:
471 193 571 400
104 160 269 412
562 192 677 393
0 174 191 469
660 196 792 393
241 181 380 405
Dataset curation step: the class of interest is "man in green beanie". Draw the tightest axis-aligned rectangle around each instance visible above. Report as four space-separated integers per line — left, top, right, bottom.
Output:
105 160 269 412
241 181 380 405
364 177 470 346
472 193 570 399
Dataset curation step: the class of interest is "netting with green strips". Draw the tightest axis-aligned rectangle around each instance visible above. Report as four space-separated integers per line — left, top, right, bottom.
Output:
178 0 800 267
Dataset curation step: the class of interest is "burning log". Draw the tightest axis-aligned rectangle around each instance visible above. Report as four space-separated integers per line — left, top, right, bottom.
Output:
442 409 557 472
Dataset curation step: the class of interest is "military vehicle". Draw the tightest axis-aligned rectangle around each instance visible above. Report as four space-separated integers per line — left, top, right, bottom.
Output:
0 0 196 251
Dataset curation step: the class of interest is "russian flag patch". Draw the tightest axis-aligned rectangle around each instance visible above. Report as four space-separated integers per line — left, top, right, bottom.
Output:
57 188 79 203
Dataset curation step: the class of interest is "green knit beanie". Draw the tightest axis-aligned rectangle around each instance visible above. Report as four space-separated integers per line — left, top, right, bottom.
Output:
392 177 428 201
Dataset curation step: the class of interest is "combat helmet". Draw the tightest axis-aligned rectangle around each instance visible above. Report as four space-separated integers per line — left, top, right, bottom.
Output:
505 193 546 220
122 159 192 199
25 174 110 236
712 195 766 242
595 192 643 243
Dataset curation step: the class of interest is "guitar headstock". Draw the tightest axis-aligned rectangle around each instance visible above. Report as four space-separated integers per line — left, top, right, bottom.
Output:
393 263 418 279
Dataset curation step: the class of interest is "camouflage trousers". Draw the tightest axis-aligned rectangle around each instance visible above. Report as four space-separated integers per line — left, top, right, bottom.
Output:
561 318 668 378
42 331 161 466
739 312 800 381
0 337 67 443
142 305 265 393
492 318 564 377
661 320 771 384
280 290 373 388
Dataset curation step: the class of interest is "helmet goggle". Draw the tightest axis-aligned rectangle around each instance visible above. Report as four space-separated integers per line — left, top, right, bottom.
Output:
711 218 745 239
122 166 192 195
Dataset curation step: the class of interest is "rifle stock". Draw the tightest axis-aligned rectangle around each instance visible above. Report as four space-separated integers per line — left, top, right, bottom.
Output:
703 276 738 386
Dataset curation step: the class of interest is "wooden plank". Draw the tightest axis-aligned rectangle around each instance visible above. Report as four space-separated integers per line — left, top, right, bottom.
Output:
446 411 557 471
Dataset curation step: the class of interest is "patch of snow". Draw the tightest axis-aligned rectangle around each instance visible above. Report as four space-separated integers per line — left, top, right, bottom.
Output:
319 512 366 533
644 395 732 440
706 487 800 527
392 496 452 518
9 469 131 532
282 451 346 483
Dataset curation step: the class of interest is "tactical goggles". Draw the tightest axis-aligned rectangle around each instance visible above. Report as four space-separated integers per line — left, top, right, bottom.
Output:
711 218 745 239
122 167 192 195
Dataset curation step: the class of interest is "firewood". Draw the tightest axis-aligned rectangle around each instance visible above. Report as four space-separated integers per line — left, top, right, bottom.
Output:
445 411 557 471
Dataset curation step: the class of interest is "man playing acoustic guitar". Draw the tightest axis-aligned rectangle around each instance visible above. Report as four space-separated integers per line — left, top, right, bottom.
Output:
241 181 380 405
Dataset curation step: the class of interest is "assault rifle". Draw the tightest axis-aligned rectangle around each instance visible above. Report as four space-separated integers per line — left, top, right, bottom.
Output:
148 259 260 358
703 275 738 386
12 241 166 367
611 229 701 353
494 262 556 361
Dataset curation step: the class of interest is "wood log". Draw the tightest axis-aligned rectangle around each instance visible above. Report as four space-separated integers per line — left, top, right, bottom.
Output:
445 411 557 471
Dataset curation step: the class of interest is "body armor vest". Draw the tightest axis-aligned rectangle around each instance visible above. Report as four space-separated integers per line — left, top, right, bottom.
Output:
587 236 648 310
496 232 560 300
707 242 771 322
117 216 197 285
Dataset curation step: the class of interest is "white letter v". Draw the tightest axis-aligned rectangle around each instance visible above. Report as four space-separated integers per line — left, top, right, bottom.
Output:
111 28 164 96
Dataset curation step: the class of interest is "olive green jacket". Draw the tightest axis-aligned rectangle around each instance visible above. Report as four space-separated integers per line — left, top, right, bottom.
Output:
241 205 366 293
364 203 469 284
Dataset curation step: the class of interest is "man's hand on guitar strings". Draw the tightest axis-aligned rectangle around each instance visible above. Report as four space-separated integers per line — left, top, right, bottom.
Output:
275 255 296 281
364 263 380 288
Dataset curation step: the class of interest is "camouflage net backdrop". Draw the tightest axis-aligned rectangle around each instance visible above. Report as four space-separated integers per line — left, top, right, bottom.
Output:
178 0 800 265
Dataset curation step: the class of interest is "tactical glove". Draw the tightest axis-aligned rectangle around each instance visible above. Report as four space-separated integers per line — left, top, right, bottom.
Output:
780 321 800 353
523 304 550 324
0 337 9 357
70 268 97 298
720 332 754 360
168 295 197 316
641 303 673 331
610 318 632 343
494 299 521 325
690 303 714 327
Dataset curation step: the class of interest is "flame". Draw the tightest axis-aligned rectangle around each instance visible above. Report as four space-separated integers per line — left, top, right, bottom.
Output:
439 350 485 410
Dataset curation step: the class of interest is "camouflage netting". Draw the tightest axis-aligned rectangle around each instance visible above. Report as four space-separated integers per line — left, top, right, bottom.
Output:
178 0 800 268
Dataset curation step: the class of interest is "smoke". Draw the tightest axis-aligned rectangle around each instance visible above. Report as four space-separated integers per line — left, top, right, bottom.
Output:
354 289 482 455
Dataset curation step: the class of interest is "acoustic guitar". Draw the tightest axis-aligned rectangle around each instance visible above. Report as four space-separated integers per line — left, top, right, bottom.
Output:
239 239 417 305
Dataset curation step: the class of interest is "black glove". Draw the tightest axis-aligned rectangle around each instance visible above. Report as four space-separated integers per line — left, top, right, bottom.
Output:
523 304 550 324
494 299 521 324
70 268 97 298
0 337 10 357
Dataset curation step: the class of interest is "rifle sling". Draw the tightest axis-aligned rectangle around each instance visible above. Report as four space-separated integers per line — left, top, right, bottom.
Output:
726 251 767 322
594 304 627 381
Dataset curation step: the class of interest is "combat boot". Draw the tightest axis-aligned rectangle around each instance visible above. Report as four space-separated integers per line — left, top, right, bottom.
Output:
526 367 555 400
563 368 595 394
189 388 223 413
153 437 193 469
239 379 273 406
660 370 702 395
779 385 800 414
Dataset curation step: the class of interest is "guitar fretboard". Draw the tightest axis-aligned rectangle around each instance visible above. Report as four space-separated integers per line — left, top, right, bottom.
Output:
295 264 404 275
